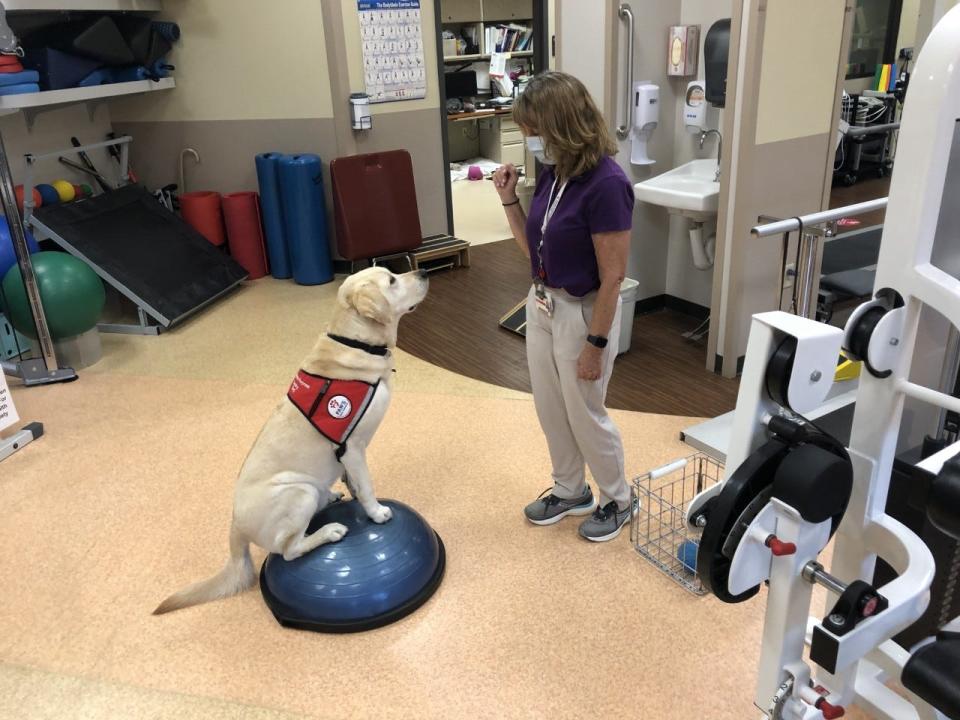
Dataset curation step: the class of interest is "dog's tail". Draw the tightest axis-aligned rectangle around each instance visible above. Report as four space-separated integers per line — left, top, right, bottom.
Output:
153 524 256 615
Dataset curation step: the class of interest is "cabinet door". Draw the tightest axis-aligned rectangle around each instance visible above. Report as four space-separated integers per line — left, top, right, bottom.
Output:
482 0 533 21
442 0 483 23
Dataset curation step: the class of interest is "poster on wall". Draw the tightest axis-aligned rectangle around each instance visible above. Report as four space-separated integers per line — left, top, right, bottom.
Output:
357 0 427 104
0 370 18 434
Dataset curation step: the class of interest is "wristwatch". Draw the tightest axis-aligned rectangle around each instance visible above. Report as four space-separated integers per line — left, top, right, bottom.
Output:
586 334 608 349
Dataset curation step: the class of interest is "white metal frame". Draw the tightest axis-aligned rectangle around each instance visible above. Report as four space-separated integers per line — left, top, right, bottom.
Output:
701 8 960 718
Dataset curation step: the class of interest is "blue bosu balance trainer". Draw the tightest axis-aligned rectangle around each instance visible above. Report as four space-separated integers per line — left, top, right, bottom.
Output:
259 499 445 633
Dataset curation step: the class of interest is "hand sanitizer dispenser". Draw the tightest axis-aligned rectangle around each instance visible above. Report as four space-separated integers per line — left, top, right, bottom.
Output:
684 80 706 133
631 82 659 166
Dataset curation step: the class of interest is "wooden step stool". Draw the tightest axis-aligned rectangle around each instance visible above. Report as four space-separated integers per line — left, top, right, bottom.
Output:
410 234 471 272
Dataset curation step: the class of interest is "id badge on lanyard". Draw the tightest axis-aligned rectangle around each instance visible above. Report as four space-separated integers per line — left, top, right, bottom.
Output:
535 178 567 317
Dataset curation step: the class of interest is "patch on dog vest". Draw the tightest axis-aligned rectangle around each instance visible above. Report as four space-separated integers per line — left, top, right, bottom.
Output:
287 370 378 450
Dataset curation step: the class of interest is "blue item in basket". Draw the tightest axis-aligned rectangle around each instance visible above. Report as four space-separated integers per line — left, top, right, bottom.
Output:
677 539 699 574
255 153 292 279
277 154 334 286
0 70 39 86
22 47 103 91
0 83 39 95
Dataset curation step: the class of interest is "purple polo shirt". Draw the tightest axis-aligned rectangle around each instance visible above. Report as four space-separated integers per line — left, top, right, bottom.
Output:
526 155 634 297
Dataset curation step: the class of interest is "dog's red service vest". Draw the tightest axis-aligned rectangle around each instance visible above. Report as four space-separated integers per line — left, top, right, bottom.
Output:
287 370 378 451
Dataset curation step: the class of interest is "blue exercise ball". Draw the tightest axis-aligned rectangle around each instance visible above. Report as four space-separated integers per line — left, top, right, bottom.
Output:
260 498 445 633
677 539 699 574
0 217 39 295
36 184 60 206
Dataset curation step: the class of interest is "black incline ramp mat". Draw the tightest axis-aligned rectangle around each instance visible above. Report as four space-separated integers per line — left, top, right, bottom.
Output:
32 184 248 327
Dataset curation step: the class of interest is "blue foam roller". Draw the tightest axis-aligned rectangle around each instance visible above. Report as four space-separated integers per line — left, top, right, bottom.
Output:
677 539 699 574
36 184 60 206
277 154 334 285
255 153 292 279
260 499 446 633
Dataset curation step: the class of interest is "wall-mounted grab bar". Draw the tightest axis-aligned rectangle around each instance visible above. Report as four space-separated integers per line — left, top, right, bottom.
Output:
616 3 634 140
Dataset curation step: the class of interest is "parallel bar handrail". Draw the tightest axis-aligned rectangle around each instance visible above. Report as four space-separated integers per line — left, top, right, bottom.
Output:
845 122 900 137
751 197 888 237
616 3 634 140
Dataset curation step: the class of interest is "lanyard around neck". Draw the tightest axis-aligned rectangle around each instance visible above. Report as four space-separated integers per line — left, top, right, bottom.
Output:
537 177 568 279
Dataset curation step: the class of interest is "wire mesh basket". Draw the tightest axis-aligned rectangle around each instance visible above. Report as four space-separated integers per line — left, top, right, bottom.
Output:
630 453 724 595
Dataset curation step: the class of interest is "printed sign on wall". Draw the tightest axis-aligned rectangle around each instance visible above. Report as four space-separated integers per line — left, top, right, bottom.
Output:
358 0 427 103
0 370 18 433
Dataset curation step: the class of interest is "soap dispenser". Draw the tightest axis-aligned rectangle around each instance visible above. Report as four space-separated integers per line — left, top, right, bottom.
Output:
683 80 706 133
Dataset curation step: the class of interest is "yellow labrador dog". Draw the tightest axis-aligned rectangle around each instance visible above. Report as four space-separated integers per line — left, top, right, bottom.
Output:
154 267 429 615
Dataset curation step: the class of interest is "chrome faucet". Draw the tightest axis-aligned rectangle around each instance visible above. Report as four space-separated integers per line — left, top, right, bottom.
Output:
699 129 722 181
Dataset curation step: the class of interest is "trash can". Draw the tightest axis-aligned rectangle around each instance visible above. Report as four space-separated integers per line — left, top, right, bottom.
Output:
618 278 640 355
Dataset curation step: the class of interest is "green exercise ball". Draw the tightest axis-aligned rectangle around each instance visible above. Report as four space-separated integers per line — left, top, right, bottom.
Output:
1 251 105 340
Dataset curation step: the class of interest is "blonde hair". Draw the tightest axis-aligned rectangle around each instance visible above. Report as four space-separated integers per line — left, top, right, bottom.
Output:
513 71 618 180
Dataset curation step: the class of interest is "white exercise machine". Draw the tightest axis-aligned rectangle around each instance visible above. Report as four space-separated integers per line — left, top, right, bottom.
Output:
686 7 960 719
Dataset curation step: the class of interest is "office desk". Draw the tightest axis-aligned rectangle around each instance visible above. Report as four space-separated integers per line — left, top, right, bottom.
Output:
446 107 514 122
446 109 523 167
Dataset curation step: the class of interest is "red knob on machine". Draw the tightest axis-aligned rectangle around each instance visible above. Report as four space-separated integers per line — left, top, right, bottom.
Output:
765 535 797 556
816 697 845 719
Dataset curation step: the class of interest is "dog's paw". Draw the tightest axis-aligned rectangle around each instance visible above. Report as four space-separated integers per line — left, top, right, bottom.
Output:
327 489 344 504
321 522 349 543
368 504 393 524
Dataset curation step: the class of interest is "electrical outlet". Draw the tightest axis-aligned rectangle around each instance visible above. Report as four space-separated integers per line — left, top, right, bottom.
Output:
784 263 796 288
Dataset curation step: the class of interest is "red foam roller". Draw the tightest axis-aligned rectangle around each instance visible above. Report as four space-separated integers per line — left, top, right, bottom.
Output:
181 191 226 246
222 192 269 279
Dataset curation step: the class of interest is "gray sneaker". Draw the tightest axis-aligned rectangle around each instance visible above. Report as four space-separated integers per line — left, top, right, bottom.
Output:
578 495 639 542
524 486 597 525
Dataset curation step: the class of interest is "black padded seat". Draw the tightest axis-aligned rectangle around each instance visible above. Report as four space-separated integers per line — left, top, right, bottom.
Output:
820 268 876 300
902 634 960 719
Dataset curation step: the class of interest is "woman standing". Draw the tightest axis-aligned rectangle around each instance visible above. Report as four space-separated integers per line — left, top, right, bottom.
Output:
492 71 636 542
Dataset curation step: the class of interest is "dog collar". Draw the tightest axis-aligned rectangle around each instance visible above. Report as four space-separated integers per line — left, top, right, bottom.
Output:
327 333 389 357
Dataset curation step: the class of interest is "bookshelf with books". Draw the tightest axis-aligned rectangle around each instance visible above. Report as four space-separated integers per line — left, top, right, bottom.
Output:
440 0 534 63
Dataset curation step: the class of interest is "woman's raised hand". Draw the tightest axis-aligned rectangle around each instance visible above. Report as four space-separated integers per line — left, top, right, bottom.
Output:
492 163 520 203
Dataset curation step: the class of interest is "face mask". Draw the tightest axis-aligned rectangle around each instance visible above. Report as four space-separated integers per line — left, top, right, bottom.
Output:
525 135 555 165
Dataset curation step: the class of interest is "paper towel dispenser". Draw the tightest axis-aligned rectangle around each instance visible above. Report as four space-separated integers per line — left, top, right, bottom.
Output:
704 19 731 108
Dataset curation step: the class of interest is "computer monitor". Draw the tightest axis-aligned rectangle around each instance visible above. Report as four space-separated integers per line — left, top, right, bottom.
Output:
444 70 478 100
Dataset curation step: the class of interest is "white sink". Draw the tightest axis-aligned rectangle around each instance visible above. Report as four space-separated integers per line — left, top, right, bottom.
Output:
634 159 720 221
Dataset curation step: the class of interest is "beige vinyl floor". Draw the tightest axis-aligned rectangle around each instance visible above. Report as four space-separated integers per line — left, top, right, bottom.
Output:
451 177 513 246
1 276 867 719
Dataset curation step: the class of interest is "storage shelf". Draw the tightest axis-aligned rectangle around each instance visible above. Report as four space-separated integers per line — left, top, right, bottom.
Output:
0 78 174 117
443 50 533 63
4 0 162 10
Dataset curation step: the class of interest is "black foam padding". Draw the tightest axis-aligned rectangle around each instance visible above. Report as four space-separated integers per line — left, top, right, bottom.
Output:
820 225 882 275
772 443 853 524
113 16 153 65
902 637 960 719
26 17 135 66
34 185 247 326
820 269 876 299
929 457 960 541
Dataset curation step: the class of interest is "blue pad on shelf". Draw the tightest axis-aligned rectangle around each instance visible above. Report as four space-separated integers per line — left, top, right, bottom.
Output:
0 70 39 86
0 83 40 96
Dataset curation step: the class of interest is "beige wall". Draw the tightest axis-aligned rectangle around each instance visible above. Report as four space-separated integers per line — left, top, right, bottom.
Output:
112 0 334 122
755 2 846 145
114 0 448 238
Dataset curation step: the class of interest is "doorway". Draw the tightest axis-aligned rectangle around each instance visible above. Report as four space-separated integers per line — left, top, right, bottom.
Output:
433 0 549 244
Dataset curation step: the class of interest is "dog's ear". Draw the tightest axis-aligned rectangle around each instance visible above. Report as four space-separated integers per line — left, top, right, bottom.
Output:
349 280 392 325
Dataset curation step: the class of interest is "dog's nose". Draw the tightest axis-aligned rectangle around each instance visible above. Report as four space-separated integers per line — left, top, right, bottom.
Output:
417 270 428 280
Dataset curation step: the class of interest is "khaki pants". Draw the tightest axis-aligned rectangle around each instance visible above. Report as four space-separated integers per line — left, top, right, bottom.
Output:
525 285 630 509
